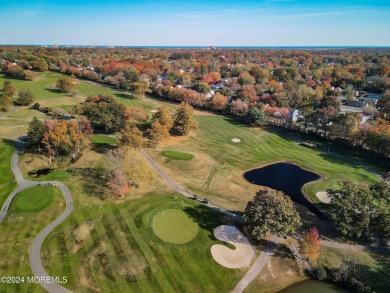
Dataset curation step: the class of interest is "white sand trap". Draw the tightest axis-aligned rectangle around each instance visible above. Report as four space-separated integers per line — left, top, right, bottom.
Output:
316 191 331 204
211 225 255 269
150 110 158 113
232 138 241 143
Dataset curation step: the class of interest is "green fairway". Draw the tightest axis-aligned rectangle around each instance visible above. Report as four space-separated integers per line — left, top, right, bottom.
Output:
92 134 117 146
153 209 198 244
42 194 242 293
10 186 57 213
162 150 193 160
0 139 15 207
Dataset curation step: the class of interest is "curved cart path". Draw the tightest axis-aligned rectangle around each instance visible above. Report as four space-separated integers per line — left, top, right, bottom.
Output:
0 141 73 293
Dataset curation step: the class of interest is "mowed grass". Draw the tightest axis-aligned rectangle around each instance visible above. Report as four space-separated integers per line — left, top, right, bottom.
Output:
92 134 117 146
0 188 64 293
10 186 57 213
192 115 382 203
153 209 198 244
162 150 193 160
42 194 242 293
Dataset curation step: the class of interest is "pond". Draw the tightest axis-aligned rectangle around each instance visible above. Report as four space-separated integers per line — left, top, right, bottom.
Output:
244 162 325 219
279 279 350 293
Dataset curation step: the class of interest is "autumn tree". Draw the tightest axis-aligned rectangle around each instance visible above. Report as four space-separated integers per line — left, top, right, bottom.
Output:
0 94 12 111
210 93 228 111
15 88 34 106
129 82 148 96
56 77 74 93
106 149 130 197
192 82 210 93
26 117 45 148
148 106 173 146
119 126 145 149
125 107 148 126
238 71 256 85
172 102 198 135
41 120 90 163
243 189 301 239
3 81 17 97
300 227 321 266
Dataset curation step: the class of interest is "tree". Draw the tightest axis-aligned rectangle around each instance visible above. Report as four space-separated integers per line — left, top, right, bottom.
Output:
243 189 301 239
328 181 373 239
129 82 148 96
15 88 34 106
210 93 228 111
3 81 16 97
247 106 267 126
119 126 144 149
192 82 210 93
56 77 74 93
151 106 173 130
0 93 13 111
26 117 45 148
125 107 148 126
172 102 198 135
31 58 48 72
300 227 321 266
81 95 126 133
238 71 255 85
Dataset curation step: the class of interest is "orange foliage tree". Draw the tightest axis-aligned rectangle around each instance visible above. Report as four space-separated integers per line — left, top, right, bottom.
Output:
300 227 321 266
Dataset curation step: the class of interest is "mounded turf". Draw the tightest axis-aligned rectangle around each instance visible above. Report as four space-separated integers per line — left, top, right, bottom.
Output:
92 134 117 146
10 186 57 213
162 150 193 160
153 209 198 244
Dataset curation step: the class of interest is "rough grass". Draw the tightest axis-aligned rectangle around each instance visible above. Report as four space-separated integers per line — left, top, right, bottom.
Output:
153 208 198 244
10 186 57 213
91 135 117 146
0 139 15 207
42 194 242 293
162 150 193 160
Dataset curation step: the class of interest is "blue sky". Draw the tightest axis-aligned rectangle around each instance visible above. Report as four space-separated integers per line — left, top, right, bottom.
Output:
0 0 389 46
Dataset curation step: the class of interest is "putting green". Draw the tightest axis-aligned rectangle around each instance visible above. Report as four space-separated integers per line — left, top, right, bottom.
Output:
153 209 198 244
10 186 56 213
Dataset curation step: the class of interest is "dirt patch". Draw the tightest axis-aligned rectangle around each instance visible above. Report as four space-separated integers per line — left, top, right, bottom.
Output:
72 222 94 253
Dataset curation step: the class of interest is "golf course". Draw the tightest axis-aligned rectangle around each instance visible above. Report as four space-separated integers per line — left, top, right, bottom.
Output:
1 71 389 292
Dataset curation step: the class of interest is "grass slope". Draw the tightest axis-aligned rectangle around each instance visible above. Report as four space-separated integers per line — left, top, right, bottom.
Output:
10 186 57 213
0 139 15 207
153 209 198 244
162 150 193 160
42 194 242 293
92 135 117 146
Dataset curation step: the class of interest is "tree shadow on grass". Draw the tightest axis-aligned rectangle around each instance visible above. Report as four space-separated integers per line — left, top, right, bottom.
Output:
183 205 238 240
114 93 136 100
69 167 110 200
45 88 63 94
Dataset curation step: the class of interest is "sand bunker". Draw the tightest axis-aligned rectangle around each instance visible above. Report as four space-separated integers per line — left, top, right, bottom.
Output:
316 191 331 204
150 110 158 113
211 225 255 269
232 138 241 143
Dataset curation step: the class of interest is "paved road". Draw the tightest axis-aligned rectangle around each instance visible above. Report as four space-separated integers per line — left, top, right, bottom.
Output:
232 235 284 293
0 140 73 293
0 106 19 119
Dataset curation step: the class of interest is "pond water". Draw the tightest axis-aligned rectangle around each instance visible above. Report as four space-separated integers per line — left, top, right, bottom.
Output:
244 162 325 219
279 279 350 293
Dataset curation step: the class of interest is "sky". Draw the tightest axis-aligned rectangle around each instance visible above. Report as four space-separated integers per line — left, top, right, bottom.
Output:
0 0 389 46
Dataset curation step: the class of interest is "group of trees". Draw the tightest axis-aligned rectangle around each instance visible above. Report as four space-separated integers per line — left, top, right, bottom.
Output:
26 117 93 163
1 46 390 156
1 81 36 110
328 180 390 240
